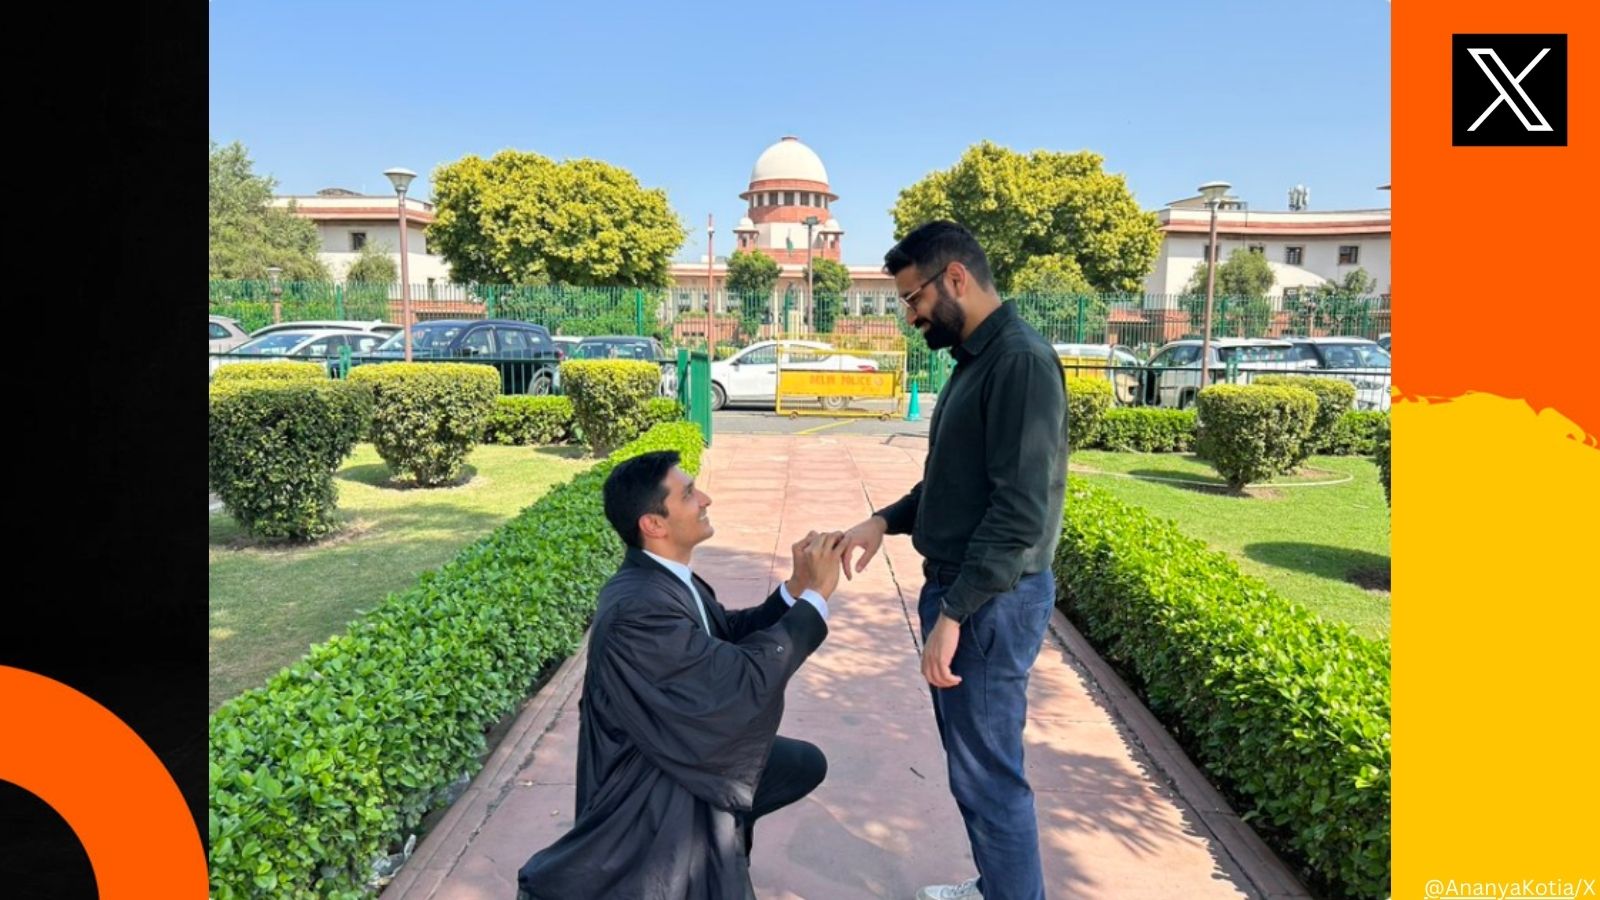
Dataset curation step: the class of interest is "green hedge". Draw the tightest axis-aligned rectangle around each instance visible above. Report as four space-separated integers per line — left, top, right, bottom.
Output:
1056 478 1390 898
483 396 574 445
211 361 329 385
208 380 372 541
348 363 500 486
559 360 660 455
1321 410 1388 457
642 396 686 430
1375 418 1391 506
1254 375 1357 461
1195 384 1317 490
1096 408 1197 452
1065 376 1112 452
208 422 706 899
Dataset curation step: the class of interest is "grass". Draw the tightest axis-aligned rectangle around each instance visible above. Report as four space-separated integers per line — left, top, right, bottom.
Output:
208 442 593 711
1070 450 1391 639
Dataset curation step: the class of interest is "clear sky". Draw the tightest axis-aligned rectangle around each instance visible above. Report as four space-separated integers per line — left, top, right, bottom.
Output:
211 0 1391 266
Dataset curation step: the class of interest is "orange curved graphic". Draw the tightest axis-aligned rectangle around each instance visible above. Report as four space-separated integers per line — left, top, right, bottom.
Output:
0 666 208 899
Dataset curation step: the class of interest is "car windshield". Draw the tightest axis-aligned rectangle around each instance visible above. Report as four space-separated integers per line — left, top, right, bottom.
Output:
1323 343 1390 368
377 324 464 352
237 333 315 355
1217 345 1295 363
575 341 653 360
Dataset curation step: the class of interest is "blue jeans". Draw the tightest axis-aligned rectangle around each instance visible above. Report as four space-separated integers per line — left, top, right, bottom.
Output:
919 570 1055 900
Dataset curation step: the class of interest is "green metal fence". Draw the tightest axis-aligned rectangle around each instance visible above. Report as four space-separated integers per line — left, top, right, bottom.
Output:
211 280 1390 395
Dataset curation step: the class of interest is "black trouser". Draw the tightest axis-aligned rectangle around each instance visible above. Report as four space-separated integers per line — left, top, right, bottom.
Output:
744 736 827 855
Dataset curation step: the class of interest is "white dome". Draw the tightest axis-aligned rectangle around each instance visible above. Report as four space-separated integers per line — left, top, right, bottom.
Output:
823 218 841 231
737 216 755 229
750 136 829 185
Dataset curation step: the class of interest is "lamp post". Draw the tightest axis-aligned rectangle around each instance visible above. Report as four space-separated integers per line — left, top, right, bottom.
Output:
802 215 819 329
266 266 283 324
384 167 417 362
1197 180 1231 388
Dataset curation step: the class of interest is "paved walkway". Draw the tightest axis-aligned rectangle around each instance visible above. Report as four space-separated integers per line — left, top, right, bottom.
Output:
383 434 1307 900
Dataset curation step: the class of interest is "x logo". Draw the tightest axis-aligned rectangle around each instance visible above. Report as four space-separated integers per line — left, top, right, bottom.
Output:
1467 47 1553 132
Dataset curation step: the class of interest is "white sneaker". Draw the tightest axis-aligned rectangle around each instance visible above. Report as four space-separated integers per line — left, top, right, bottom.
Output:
916 878 982 900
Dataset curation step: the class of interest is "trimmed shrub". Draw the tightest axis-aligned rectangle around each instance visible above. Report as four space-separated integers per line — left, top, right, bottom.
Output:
209 380 372 541
559 360 660 455
1095 408 1197 452
1375 418 1391 506
1255 375 1357 459
1195 384 1317 490
641 396 686 430
208 422 706 899
348 363 500 486
483 396 574 446
212 360 328 386
1056 479 1390 898
1065 376 1113 453
1321 411 1388 457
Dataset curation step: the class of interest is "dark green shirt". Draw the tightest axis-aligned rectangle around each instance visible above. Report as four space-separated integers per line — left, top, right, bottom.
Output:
874 303 1068 623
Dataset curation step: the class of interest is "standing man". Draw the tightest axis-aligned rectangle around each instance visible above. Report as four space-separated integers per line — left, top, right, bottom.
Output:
838 221 1068 900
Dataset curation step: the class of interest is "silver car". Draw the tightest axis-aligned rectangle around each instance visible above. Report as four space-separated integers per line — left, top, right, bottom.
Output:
1140 338 1317 409
210 316 251 376
213 328 387 378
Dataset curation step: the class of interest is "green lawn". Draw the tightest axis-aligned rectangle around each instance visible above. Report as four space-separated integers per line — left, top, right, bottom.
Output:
1070 450 1391 639
209 443 594 711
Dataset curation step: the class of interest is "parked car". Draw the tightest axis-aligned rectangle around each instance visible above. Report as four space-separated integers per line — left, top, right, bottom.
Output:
1377 332 1391 352
250 319 401 338
213 328 387 378
365 319 563 395
552 336 584 361
709 340 880 410
1281 336 1392 411
572 336 677 396
1139 338 1317 409
210 316 251 375
1054 342 1142 405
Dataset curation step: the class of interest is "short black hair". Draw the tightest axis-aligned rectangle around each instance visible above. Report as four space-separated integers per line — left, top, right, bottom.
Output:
884 220 995 291
603 450 681 549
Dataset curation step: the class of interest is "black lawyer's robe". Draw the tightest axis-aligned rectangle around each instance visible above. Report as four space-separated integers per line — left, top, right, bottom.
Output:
517 547 829 900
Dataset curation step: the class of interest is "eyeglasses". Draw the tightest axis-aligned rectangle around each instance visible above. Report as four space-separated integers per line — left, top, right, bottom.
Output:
899 264 950 308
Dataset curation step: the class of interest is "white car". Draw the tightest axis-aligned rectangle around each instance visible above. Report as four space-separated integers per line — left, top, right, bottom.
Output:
1054 342 1143 405
210 316 251 376
249 319 401 339
213 328 387 378
709 340 880 410
1140 338 1318 409
1282 336 1393 412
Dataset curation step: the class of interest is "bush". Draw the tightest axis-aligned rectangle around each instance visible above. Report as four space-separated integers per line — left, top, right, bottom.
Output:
1064 376 1112 452
1195 384 1317 490
1056 479 1390 898
642 396 685 430
1095 408 1196 452
208 422 705 899
347 363 500 486
559 360 660 455
211 361 328 386
1321 411 1388 456
1375 418 1391 506
1254 375 1357 459
209 380 372 541
483 396 574 445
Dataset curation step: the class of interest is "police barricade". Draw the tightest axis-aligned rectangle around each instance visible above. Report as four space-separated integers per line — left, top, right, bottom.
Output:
771 333 907 419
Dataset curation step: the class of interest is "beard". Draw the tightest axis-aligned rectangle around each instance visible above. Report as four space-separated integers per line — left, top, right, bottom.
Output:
915 286 966 350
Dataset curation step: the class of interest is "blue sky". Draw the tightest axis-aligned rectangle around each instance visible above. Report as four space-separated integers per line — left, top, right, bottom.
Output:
210 0 1391 266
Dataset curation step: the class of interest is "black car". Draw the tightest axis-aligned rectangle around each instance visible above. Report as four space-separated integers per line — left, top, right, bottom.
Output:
366 319 563 395
572 336 677 396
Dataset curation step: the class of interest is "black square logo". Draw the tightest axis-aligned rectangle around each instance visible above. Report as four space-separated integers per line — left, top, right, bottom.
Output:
1453 34 1567 146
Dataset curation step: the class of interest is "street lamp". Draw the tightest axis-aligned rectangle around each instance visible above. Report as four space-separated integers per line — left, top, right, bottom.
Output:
266 265 283 324
1197 180 1231 389
384 167 418 362
802 215 819 330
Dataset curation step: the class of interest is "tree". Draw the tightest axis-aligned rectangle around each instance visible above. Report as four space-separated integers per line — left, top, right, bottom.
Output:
1009 254 1108 342
1182 249 1276 337
1291 267 1381 334
344 240 397 284
428 151 686 287
209 140 328 281
808 258 852 333
890 141 1162 293
726 250 780 340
